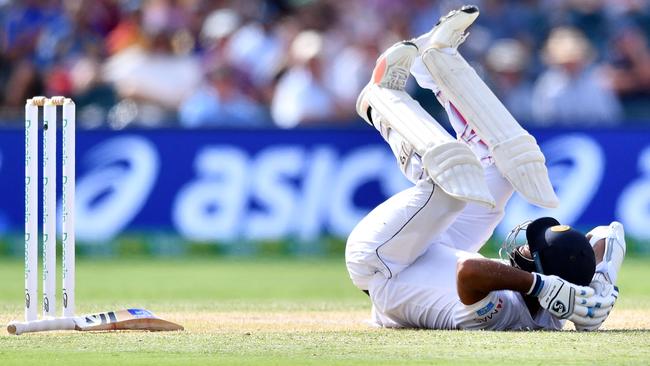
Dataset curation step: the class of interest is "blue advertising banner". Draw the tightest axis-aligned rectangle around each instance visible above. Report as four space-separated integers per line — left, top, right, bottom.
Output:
0 128 649 247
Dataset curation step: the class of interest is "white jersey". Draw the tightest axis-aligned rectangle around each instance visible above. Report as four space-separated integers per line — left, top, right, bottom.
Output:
362 240 562 331
456 289 563 330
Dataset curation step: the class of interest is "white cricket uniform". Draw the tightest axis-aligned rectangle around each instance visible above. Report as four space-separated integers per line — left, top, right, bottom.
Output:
345 58 562 331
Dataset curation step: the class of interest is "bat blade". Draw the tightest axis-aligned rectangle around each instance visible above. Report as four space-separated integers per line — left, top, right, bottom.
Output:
76 308 184 332
7 308 183 335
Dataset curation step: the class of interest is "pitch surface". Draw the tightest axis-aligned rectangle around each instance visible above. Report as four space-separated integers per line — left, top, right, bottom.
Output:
0 258 649 365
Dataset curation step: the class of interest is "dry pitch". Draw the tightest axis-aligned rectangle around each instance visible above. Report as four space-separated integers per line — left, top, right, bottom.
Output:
1 258 649 365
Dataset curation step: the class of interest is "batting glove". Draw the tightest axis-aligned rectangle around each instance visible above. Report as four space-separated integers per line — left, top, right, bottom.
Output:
573 273 619 331
528 272 601 320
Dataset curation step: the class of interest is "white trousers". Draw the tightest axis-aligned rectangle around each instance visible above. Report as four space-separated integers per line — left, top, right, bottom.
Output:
345 164 513 291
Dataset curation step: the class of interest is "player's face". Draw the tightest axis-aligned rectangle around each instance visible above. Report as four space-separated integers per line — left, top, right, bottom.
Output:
508 244 537 273
516 245 532 260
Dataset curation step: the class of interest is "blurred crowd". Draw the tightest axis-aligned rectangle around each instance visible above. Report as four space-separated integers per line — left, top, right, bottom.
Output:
1 0 650 129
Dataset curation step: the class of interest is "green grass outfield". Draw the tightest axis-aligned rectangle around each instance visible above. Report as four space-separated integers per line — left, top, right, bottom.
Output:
1 257 649 365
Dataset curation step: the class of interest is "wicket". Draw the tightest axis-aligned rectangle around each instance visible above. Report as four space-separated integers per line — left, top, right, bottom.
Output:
24 96 76 321
10 96 182 335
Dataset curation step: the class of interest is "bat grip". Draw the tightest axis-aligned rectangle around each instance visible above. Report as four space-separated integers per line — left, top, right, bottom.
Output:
7 317 76 335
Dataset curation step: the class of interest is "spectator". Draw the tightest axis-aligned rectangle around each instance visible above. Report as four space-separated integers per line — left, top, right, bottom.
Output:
485 38 534 123
325 41 376 117
0 1 48 110
271 30 336 128
224 14 285 90
531 27 622 126
102 29 202 126
563 0 611 54
69 57 117 128
603 26 650 121
0 1 649 127
179 64 268 128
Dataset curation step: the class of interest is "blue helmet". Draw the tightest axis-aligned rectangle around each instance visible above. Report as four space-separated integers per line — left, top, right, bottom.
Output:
501 217 596 286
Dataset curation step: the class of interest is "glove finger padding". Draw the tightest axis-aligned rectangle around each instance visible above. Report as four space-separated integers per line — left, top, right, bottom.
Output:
572 301 616 330
572 284 620 331
572 304 611 318
570 312 609 328
576 285 596 298
577 293 617 308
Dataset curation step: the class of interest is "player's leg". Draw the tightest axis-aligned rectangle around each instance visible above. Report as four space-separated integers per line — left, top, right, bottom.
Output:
345 180 467 291
415 5 558 209
367 243 481 329
347 165 514 292
406 8 511 251
410 55 492 165
437 164 514 253
356 41 495 207
410 56 517 253
430 69 515 253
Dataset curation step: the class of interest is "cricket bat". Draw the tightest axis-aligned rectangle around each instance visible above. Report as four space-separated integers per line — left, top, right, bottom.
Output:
7 308 184 335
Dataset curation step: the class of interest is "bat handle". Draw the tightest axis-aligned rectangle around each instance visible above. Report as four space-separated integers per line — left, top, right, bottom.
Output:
7 317 77 335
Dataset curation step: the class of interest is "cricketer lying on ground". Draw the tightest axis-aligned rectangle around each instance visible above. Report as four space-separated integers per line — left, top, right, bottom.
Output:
346 4 622 332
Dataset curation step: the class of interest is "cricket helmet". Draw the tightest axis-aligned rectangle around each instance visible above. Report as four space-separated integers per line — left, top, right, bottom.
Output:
500 217 595 286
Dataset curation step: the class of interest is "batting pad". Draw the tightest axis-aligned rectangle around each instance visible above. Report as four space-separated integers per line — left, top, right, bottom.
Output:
421 48 559 208
365 84 495 207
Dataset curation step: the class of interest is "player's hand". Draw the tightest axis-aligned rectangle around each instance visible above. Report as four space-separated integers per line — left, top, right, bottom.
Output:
572 273 619 331
530 273 596 319
590 272 619 299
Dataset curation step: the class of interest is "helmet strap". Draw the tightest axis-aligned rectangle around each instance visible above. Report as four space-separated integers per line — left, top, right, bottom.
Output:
532 251 545 274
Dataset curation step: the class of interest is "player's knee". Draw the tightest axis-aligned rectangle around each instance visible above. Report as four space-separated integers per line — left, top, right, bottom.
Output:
433 186 468 215
448 194 468 214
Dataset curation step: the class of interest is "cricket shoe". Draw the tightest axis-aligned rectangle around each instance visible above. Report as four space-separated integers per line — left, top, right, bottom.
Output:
356 41 418 131
587 221 626 287
413 5 479 50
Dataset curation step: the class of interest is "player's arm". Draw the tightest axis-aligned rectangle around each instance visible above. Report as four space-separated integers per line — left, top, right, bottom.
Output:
456 257 532 305
575 223 625 330
456 258 613 322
